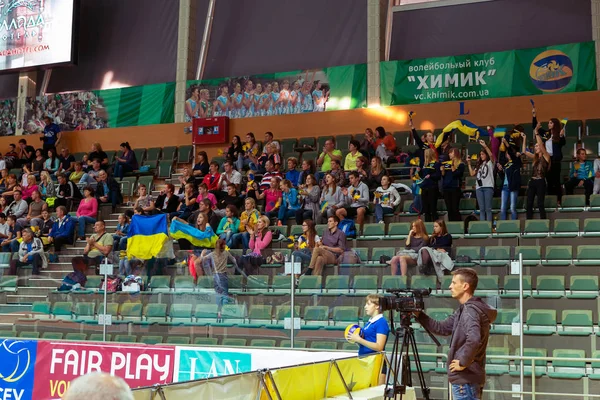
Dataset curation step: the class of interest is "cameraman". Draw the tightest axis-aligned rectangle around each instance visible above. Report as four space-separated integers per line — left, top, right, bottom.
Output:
415 268 497 400
347 294 390 384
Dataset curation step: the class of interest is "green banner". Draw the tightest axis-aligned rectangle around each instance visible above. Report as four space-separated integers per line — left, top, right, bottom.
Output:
185 63 366 121
381 41 597 105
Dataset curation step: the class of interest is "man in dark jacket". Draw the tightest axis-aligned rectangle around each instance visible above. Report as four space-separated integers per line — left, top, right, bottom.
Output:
416 268 497 400
154 184 179 214
96 170 122 210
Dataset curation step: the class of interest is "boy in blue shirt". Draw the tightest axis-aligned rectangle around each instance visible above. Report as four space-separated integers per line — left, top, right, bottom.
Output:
347 294 390 384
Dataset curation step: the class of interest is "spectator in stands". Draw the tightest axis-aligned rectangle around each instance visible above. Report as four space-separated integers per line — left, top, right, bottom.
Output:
1 215 20 253
112 213 130 251
26 148 45 177
441 148 465 222
218 160 242 198
216 204 240 246
420 149 441 222
177 167 194 195
257 143 281 173
258 160 283 191
63 372 134 400
5 145 17 168
55 173 82 209
226 135 244 164
87 142 109 169
238 215 272 275
41 115 61 152
58 256 88 291
197 239 235 311
38 209 53 246
193 199 220 232
69 162 85 184
113 142 138 180
525 133 551 219
202 162 221 192
231 197 260 250
344 140 362 172
2 174 18 203
499 135 525 220
0 213 7 242
17 190 46 229
43 148 60 175
374 126 397 165
83 220 113 267
319 173 344 222
328 159 346 187
337 171 369 230
95 170 122 211
237 132 260 171
316 138 342 181
594 157 600 195
0 169 8 192
304 215 346 275
277 179 301 226
57 147 75 176
359 128 376 158
21 175 39 202
468 141 495 222
418 219 453 281
196 182 217 210
258 176 282 219
285 157 300 187
565 148 594 205
298 159 315 186
38 171 55 200
296 174 320 224
171 182 198 221
389 219 428 276
366 156 387 191
0 198 6 214
409 117 436 167
354 156 369 181
533 107 565 204
9 228 44 275
134 184 154 214
262 131 280 155
215 185 243 214
16 139 34 168
6 190 27 219
76 186 98 240
154 184 179 214
79 159 103 185
193 151 209 178
374 175 401 224
48 206 75 252
292 219 319 266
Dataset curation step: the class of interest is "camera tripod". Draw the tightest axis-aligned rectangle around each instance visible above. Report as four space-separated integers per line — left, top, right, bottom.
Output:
384 312 441 400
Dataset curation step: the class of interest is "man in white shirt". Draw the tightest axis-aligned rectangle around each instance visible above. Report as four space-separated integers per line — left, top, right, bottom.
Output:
218 160 242 198
0 213 9 240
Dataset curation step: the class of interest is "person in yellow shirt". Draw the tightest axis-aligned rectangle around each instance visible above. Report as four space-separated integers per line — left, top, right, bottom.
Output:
344 140 362 171
317 138 342 181
231 197 261 250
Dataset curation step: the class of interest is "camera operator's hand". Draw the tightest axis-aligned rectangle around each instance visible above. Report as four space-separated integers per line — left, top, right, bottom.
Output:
449 360 466 372
412 311 421 318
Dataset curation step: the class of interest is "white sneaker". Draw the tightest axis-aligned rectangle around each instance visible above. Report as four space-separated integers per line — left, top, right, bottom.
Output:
378 221 384 224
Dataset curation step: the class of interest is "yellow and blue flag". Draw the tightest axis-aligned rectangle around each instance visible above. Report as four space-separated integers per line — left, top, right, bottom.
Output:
437 119 486 147
169 218 217 248
127 214 170 260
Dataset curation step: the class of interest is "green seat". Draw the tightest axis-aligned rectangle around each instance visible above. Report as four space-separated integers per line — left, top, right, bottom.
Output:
331 306 359 326
337 135 352 151
194 337 219 346
459 198 477 215
289 225 303 237
145 147 162 162
591 351 600 379
411 276 436 291
515 246 541 266
157 161 173 179
466 221 491 238
401 201 419 216
147 275 171 292
310 341 338 350
298 276 322 294
370 248 393 267
542 195 558 213
481 246 511 267
228 275 244 293
136 175 153 192
410 344 437 372
491 309 519 334
222 338 247 347
119 302 143 322
522 219 550 238
97 303 119 319
352 275 378 293
74 302 96 321
474 275 499 296
525 309 557 335
494 220 520 238
31 301 51 318
533 275 565 299
455 246 480 267
560 195 585 212
178 145 192 163
19 332 40 339
358 223 385 240
143 303 167 323
486 347 510 375
582 218 600 237
104 150 116 163
280 340 306 348
567 275 599 299
0 274 17 292
52 301 73 320
174 276 196 292
304 306 329 326
42 332 64 340
547 349 586 379
114 335 137 343
575 245 600 266
221 304 246 324
196 276 214 292
65 333 87 341
140 335 164 345
381 275 407 291
246 275 269 292
119 177 138 202
384 222 411 240
434 275 453 297
170 304 193 324
281 139 298 156
247 305 272 326
551 219 579 238
589 194 600 211
133 148 146 164
85 275 102 291
501 275 532 298
89 334 111 341
270 275 292 294
275 305 301 323
446 221 464 239
544 245 572 266
509 348 547 377
325 276 349 294
558 310 593 336
161 146 177 162
250 339 277 348
166 337 191 345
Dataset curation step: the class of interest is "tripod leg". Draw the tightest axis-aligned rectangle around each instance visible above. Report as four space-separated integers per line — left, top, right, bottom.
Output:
407 328 431 400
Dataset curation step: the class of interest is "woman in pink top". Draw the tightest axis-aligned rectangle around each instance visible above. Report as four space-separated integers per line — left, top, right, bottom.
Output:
21 175 39 200
239 215 272 276
256 176 282 216
196 183 217 209
76 186 98 240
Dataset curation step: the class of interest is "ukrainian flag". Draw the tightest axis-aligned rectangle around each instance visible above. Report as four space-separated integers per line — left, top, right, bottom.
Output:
437 119 486 147
127 214 169 260
169 218 217 248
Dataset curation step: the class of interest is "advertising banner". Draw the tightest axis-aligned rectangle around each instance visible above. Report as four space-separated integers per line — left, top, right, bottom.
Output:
184 64 367 122
32 341 175 399
0 339 38 400
380 41 597 105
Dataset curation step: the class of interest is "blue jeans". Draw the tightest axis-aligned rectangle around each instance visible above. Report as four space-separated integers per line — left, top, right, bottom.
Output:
375 204 393 223
77 216 96 238
452 383 482 400
114 162 134 180
278 206 296 224
500 186 518 220
292 249 312 265
476 187 494 221
2 240 19 253
219 231 234 248
230 232 250 250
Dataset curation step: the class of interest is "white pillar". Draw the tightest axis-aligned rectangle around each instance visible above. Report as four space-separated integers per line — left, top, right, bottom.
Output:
15 72 36 135
592 0 600 89
174 0 197 123
367 0 387 107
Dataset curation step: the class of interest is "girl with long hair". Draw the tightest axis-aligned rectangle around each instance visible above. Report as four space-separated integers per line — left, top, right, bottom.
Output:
277 179 301 226
216 204 240 248
237 132 261 171
194 151 210 177
419 149 441 222
257 176 282 218
367 156 387 191
197 238 237 314
389 219 428 276
296 174 321 224
533 107 565 204
238 215 272 276
467 140 495 221
226 135 244 164
525 131 551 219
409 115 437 168
231 197 260 250
319 173 344 222
44 148 60 175
499 133 526 220
291 219 319 266
441 148 465 221
417 219 453 281
373 175 401 223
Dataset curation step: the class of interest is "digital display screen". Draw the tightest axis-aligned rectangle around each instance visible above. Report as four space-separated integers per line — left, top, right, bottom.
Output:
0 0 77 72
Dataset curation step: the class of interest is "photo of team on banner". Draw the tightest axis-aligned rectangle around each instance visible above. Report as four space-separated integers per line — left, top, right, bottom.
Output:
185 72 331 122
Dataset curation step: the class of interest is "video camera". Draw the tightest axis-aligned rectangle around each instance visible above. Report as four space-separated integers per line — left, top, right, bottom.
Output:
379 288 431 313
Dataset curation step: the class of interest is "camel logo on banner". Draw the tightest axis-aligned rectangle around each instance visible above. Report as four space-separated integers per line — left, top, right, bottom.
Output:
529 50 574 92
0 339 37 400
175 348 252 381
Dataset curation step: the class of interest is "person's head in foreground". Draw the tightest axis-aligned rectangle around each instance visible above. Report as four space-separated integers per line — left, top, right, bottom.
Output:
63 372 133 400
449 267 478 303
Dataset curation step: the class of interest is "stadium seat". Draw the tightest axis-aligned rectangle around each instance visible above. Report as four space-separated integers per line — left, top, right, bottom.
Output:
194 337 219 346
178 145 193 163
466 221 491 238
65 333 87 341
427 308 453 322
298 276 322 294
358 223 385 240
558 310 593 336
246 275 269 293
169 304 193 324
474 275 499 296
146 275 171 292
494 220 520 238
85 276 102 291
491 309 519 334
89 334 111 341
74 302 96 322
141 335 164 345
590 351 600 380
502 275 532 298
114 335 137 343
454 246 480 267
42 332 64 340
560 195 586 212
381 275 407 291
275 306 301 325
250 339 277 348
221 304 246 324
544 245 573 266
196 276 214 292
481 246 511 267
304 306 329 326
222 338 247 347
331 306 359 326
192 304 220 325
522 219 550 238
401 201 419 216
325 276 350 294
589 195 600 211
157 161 173 179
547 349 586 379
582 218 600 237
173 276 196 292
566 275 599 299
459 198 477 215
411 276 436 291
310 341 338 350
370 248 393 267
533 275 565 299
525 309 557 335
300 151 318 164
352 275 379 294
446 221 464 239
142 303 167 323
162 146 177 162
19 332 40 339
30 301 51 319
270 275 292 294
97 303 119 319
247 305 272 327
542 195 558 213
551 219 579 238
393 131 411 146
119 302 143 322
486 347 510 375
119 177 138 203
515 246 541 266
228 276 244 294
133 149 146 164
52 301 73 320
510 348 547 377
435 275 452 298
574 245 600 266
166 337 191 345
137 175 154 192
280 340 306 348
410 344 437 372
145 147 162 163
